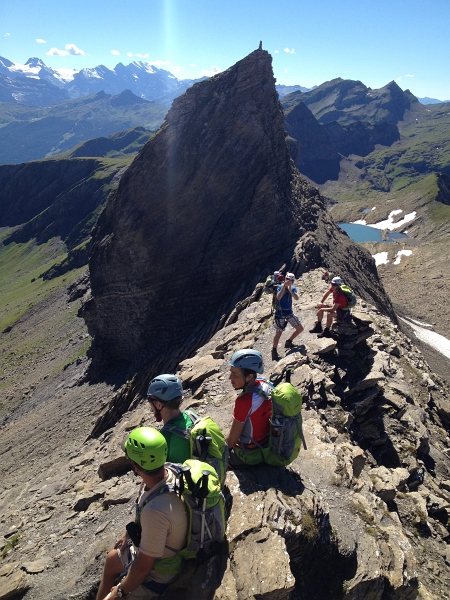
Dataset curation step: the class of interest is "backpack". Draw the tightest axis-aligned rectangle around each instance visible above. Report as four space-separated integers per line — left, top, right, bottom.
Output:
134 460 226 577
246 372 307 467
339 284 357 308
162 409 228 485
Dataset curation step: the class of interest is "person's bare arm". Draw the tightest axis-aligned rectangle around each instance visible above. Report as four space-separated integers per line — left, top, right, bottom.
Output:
226 418 245 448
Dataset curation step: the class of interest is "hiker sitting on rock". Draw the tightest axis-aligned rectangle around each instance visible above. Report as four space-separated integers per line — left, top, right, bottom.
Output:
147 374 193 463
272 272 304 361
96 427 188 600
226 349 272 468
310 276 351 338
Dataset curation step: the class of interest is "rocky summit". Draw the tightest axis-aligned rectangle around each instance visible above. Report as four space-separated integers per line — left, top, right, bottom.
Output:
81 49 393 392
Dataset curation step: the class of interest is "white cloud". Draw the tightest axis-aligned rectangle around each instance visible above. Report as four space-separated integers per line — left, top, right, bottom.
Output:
36 38 46 44
148 59 170 66
5 33 10 36
171 65 185 74
46 43 85 57
111 50 120 56
284 69 288 73
284 47 295 54
127 52 133 57
201 65 221 77
190 63 197 67
274 50 279 54
406 74 414 78
135 53 150 58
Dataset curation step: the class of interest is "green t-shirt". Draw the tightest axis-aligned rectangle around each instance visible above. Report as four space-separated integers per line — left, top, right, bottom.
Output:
162 411 194 464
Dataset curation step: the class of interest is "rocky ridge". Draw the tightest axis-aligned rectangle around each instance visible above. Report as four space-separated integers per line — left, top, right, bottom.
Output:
1 270 450 599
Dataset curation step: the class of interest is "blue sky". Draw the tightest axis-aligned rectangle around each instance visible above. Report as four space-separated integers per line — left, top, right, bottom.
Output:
1 0 450 99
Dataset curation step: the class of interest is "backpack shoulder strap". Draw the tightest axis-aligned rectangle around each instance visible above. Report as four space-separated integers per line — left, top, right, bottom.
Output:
161 409 199 440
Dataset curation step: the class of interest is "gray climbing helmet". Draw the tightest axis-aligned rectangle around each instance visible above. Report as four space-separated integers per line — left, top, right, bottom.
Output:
147 374 183 401
229 349 264 373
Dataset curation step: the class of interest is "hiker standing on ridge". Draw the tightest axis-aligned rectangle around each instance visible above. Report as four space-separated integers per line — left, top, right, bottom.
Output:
226 349 272 468
96 427 188 600
271 272 304 361
147 374 194 463
310 276 351 338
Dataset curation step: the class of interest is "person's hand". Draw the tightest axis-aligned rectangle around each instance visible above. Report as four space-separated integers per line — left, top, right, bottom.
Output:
114 532 128 551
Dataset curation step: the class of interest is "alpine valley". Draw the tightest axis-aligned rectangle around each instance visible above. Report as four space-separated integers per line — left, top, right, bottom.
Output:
1 49 450 600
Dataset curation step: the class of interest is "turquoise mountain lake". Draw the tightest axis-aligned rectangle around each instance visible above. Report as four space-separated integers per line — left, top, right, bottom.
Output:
339 223 409 243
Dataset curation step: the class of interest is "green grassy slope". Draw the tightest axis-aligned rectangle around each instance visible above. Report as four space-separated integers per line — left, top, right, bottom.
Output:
0 91 166 165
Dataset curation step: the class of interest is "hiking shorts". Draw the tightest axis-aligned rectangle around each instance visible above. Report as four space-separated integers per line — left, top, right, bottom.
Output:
117 545 165 599
274 314 301 332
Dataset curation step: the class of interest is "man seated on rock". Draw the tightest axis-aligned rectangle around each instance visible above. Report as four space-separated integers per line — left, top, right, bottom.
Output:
147 374 194 463
96 427 188 600
226 349 272 468
271 272 304 361
310 276 351 338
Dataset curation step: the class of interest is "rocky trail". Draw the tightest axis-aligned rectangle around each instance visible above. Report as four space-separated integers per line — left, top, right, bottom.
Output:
2 269 450 599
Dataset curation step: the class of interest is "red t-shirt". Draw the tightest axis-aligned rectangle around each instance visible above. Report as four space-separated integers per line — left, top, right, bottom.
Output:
233 380 272 445
331 287 348 310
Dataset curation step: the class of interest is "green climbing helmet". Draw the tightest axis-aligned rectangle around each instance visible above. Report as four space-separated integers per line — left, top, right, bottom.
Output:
147 374 183 402
124 427 167 471
229 349 264 373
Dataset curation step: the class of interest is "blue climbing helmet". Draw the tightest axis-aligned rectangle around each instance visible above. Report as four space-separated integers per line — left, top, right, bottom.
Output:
147 374 183 402
229 349 264 374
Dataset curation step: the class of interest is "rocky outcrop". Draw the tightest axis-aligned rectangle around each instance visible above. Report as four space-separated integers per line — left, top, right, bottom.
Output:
323 120 400 157
436 172 450 205
284 101 341 183
82 50 395 400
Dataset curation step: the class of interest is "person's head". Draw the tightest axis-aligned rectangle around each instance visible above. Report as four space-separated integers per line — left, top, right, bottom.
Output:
274 271 284 282
147 374 183 422
229 349 264 390
285 272 295 286
331 276 342 289
124 427 167 477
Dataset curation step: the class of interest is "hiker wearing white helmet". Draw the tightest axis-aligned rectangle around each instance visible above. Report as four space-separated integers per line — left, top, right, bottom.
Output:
310 276 351 338
271 272 304 361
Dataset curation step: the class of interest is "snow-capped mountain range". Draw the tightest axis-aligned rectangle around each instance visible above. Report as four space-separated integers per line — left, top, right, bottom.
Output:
0 55 199 106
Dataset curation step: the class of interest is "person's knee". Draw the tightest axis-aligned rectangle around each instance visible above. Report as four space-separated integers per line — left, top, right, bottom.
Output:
104 548 123 576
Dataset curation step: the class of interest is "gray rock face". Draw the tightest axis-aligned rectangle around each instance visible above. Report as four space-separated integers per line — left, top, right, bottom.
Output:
82 49 395 402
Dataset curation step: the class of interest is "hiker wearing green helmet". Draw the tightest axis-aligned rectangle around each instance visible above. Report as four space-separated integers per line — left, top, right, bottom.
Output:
147 374 194 463
96 427 188 600
226 349 272 468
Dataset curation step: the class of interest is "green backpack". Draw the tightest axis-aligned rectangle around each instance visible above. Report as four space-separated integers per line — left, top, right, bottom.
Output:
151 459 226 576
162 409 228 485
244 378 306 467
263 382 306 466
339 284 357 308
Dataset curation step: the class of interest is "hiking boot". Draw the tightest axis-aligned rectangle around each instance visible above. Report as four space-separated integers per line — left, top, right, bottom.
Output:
309 322 323 333
272 348 280 361
317 328 331 338
284 338 294 349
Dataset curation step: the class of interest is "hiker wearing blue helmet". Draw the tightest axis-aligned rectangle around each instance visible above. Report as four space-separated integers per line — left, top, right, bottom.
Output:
147 374 194 463
226 349 272 468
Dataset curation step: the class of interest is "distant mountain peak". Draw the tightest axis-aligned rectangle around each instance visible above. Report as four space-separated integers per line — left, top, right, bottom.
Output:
25 57 46 68
110 89 150 106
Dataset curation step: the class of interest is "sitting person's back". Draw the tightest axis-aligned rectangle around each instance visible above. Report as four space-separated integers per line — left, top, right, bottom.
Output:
233 378 272 447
